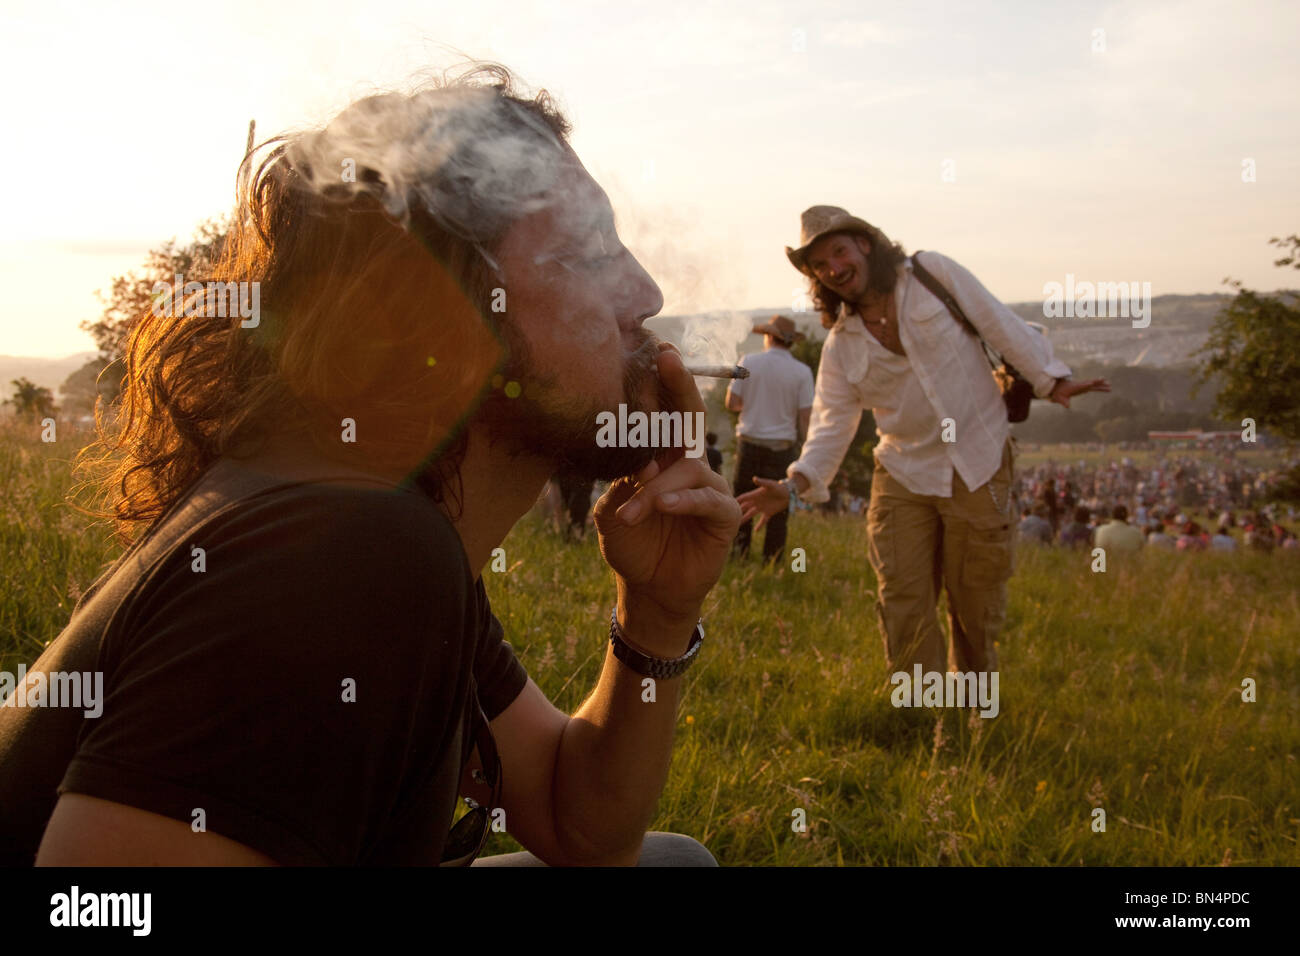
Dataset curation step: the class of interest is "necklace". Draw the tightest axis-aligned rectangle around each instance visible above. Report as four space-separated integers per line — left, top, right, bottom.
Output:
860 292 890 325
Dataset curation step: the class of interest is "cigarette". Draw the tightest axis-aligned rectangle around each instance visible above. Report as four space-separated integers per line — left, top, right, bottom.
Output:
685 365 749 379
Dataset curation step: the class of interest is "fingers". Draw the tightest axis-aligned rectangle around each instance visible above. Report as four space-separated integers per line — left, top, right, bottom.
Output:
737 477 782 501
736 480 788 526
615 456 728 525
752 476 791 506
654 345 705 417
652 486 743 533
593 475 635 514
593 459 661 521
641 347 703 473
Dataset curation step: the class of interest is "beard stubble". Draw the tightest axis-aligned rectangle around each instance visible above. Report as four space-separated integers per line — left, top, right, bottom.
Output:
473 324 677 481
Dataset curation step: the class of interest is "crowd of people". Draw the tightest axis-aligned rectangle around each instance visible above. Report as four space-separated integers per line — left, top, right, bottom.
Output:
1011 450 1299 553
546 444 1299 559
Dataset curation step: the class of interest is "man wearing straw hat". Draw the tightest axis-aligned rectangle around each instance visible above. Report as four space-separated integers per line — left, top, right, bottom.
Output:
738 206 1107 677
725 315 815 565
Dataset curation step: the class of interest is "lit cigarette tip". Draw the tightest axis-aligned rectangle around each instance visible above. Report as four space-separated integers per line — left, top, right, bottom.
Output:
686 365 749 380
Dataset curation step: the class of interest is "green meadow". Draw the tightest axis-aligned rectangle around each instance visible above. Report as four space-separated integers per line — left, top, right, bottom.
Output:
4 424 1297 865
1014 442 1290 472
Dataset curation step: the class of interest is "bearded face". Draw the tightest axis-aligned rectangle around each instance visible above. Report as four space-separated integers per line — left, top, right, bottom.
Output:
465 155 671 480
474 320 675 480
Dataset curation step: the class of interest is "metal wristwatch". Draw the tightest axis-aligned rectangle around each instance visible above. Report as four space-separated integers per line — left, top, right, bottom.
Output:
609 607 704 680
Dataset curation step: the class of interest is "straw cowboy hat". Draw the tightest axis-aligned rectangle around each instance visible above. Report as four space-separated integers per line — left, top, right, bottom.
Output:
785 205 877 275
752 314 806 345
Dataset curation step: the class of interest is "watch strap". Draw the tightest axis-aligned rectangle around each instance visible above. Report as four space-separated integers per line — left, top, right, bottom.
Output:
609 607 704 680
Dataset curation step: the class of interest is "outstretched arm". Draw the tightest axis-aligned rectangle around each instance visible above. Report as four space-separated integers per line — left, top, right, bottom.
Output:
922 252 1071 398
782 337 862 504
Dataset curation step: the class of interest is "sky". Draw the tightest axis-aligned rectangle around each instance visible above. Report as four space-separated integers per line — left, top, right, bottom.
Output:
1 0 1297 357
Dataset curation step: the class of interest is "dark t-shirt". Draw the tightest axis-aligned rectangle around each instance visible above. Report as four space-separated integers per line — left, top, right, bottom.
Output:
1058 522 1093 549
0 457 528 865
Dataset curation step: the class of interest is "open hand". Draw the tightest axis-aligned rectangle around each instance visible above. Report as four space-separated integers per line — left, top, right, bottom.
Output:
1049 377 1110 409
736 476 790 532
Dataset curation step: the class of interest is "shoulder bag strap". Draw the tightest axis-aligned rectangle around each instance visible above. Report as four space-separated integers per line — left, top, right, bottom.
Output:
909 251 998 370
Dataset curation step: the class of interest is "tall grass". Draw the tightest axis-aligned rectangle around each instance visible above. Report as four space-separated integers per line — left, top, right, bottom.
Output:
3 424 1297 864
0 423 119 677
492 509 1299 865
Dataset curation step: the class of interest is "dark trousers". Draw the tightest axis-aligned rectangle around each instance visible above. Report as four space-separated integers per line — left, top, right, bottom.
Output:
732 439 797 563
557 473 594 538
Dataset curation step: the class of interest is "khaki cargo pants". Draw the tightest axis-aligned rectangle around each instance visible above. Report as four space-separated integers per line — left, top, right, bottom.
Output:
866 438 1016 675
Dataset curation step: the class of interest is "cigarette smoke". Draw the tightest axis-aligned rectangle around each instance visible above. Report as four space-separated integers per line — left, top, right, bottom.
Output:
604 183 758 392
269 63 766 377
279 66 573 268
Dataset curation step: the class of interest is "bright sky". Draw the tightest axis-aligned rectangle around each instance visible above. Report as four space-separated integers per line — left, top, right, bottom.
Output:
2 0 1297 357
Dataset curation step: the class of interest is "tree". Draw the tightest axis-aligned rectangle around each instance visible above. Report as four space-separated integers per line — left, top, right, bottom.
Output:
1194 235 1300 441
1093 395 1137 421
79 215 232 373
5 377 56 422
789 337 878 497
1013 404 1098 443
59 357 114 419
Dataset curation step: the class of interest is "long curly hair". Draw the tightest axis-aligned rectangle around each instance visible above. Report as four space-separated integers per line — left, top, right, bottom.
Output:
80 63 572 541
807 224 908 330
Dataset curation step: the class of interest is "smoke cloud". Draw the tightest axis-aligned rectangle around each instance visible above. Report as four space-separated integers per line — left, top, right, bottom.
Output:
281 73 572 266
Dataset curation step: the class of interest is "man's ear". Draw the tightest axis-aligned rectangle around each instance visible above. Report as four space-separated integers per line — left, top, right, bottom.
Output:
854 234 873 258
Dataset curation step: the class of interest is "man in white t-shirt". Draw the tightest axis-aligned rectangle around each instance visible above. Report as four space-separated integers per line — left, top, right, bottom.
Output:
725 315 815 564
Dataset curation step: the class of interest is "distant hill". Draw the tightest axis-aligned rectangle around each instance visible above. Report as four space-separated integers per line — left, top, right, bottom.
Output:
0 353 100 395
1003 292 1242 369
653 291 1298 370
653 293 1300 445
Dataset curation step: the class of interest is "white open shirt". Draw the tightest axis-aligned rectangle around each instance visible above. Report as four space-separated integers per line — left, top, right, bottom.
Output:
787 251 1071 502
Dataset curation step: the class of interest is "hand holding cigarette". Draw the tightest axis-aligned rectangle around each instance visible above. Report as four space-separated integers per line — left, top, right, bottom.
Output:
595 345 742 651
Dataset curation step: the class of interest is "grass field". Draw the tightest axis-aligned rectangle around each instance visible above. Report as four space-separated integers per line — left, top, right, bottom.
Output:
4 424 1298 865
